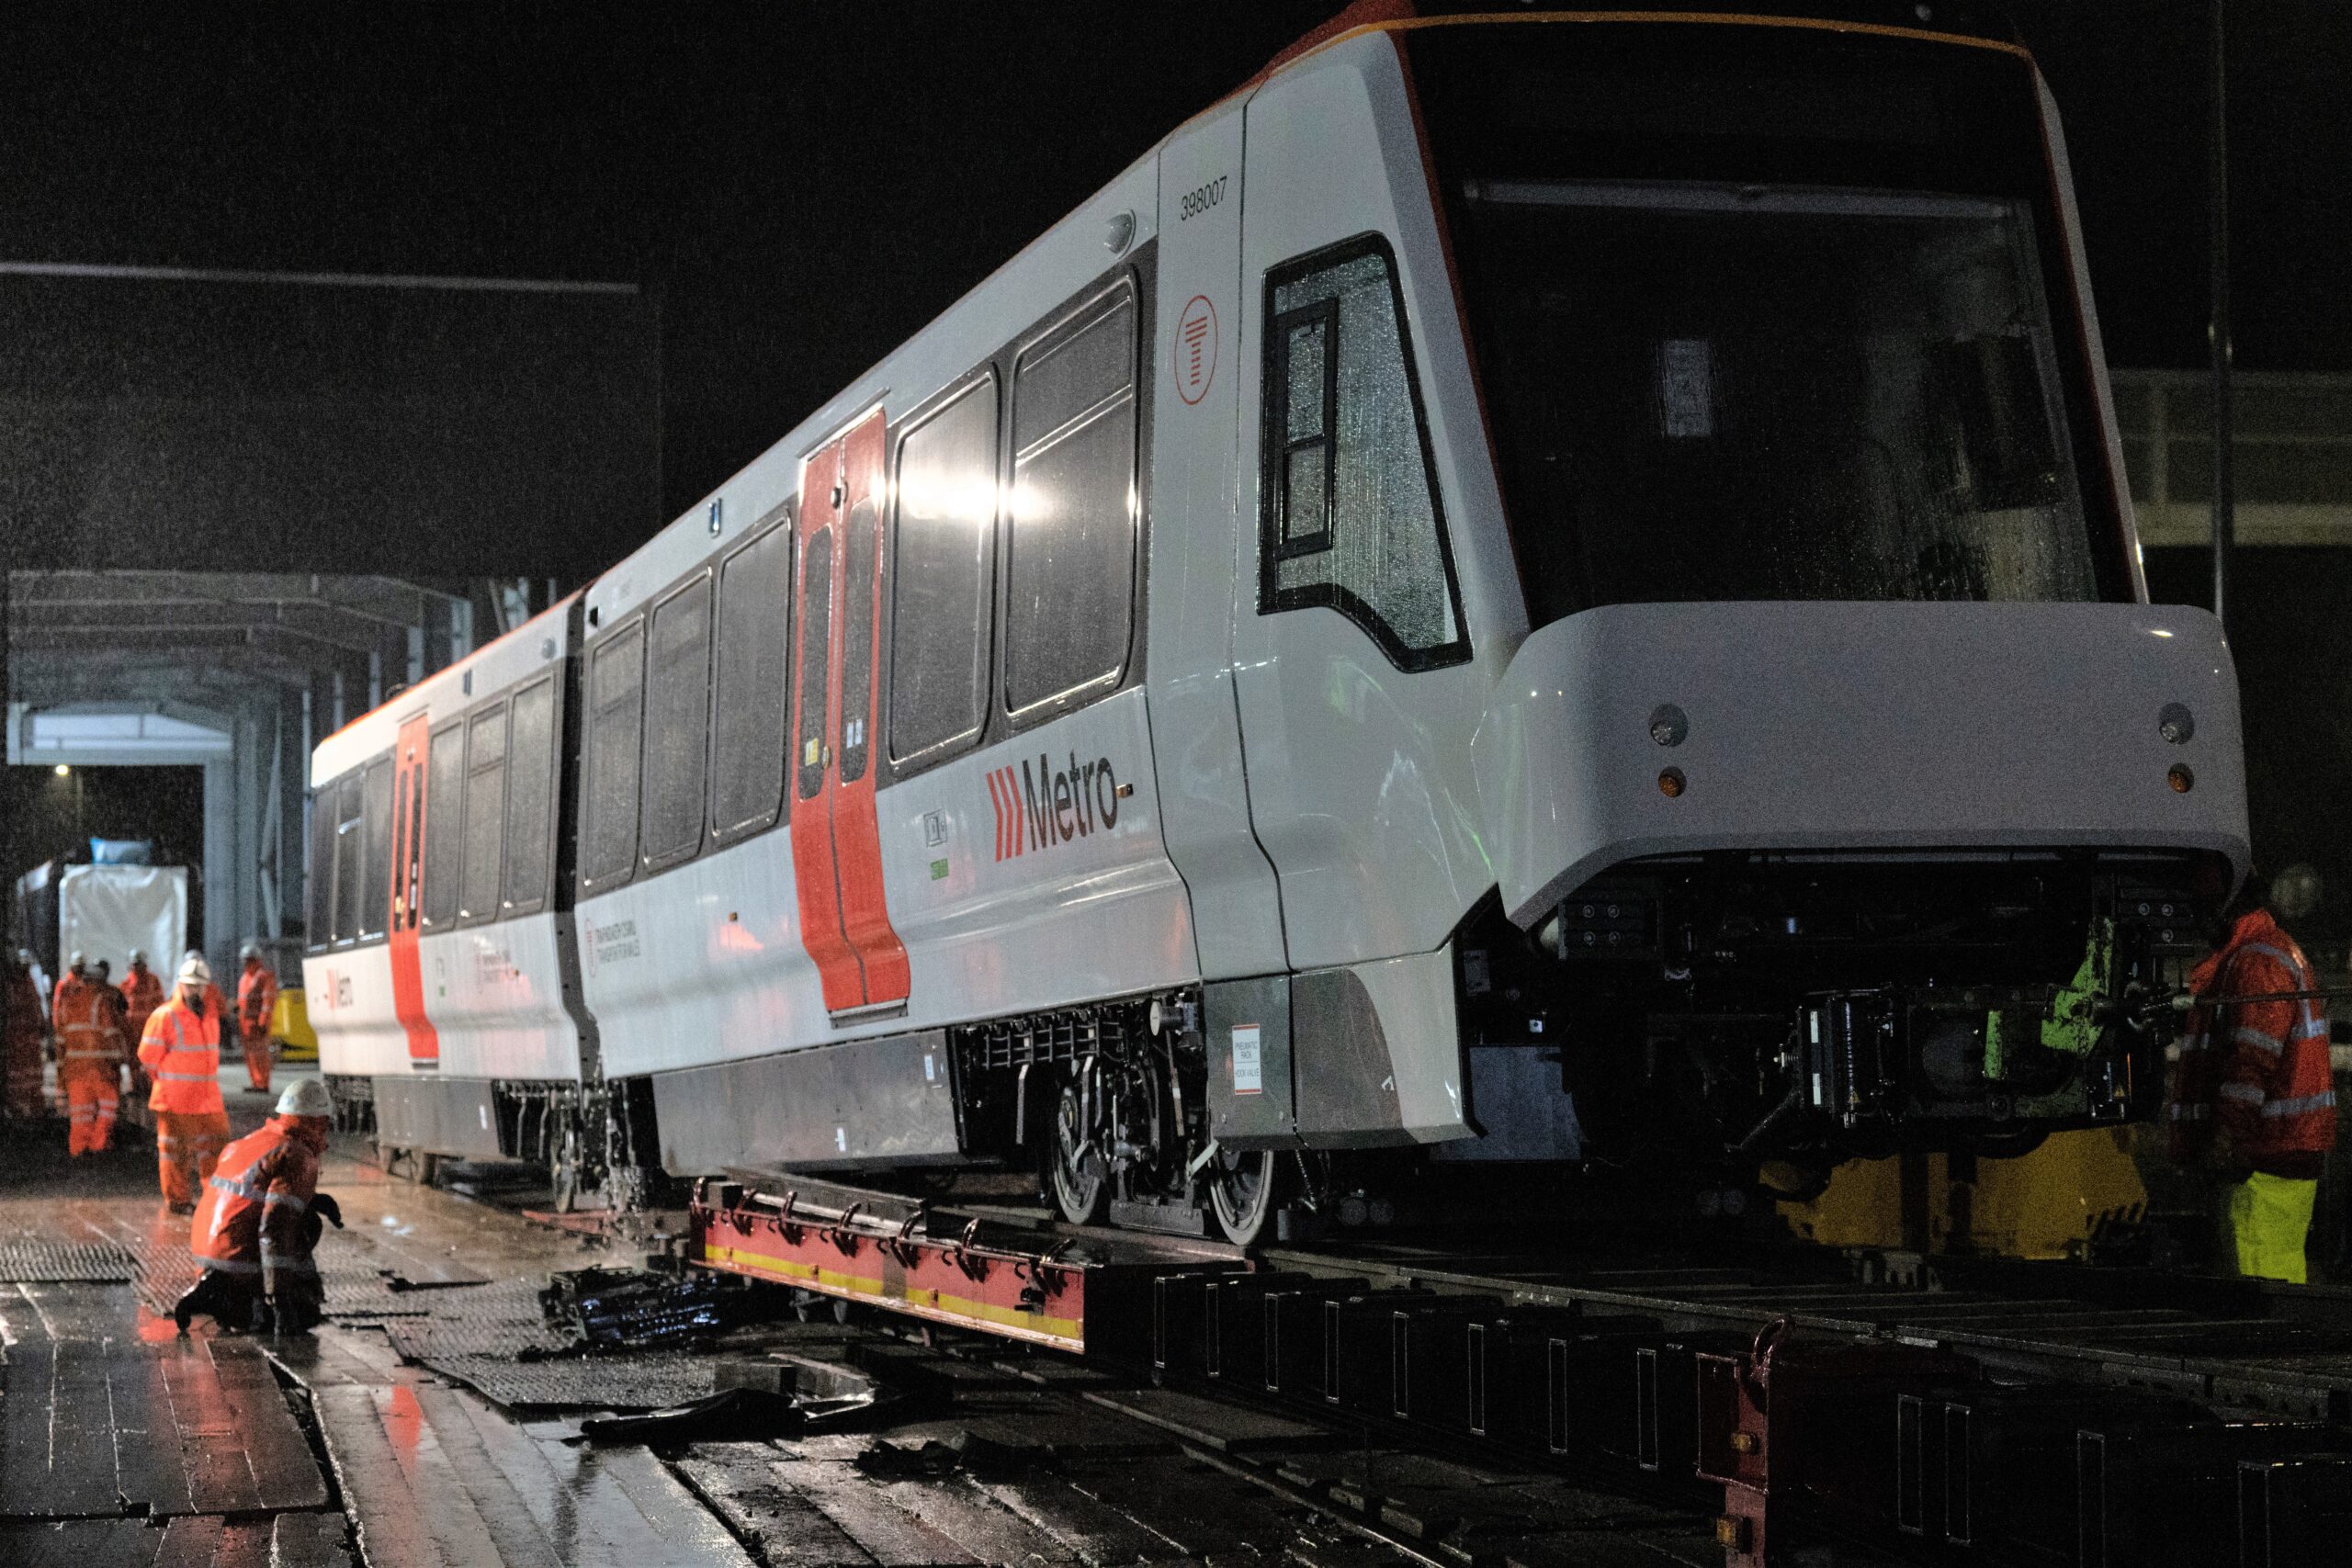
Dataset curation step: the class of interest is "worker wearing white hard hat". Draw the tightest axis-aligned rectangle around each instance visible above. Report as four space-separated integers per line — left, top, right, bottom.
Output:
54 950 121 1156
237 941 279 1095
138 953 231 1212
175 1075 342 1336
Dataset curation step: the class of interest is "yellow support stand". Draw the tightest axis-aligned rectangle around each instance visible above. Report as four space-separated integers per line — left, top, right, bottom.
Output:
272 987 320 1064
1779 1127 2148 1260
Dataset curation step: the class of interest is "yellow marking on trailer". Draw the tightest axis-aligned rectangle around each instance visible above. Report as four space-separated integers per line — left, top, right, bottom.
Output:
698 1241 1085 1346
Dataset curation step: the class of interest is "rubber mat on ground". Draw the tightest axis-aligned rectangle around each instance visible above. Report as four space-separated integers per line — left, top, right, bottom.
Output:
421 1350 718 1411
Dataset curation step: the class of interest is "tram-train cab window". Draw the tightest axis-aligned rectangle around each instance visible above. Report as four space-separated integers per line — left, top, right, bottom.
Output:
1449 184 2097 612
1260 238 1466 668
502 677 556 914
710 522 791 843
330 773 365 947
1006 279 1137 717
890 376 997 764
639 576 713 871
421 718 464 930
458 702 506 924
580 624 645 892
357 757 394 941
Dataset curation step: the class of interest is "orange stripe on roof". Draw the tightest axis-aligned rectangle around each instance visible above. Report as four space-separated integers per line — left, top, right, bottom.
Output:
1181 6 2026 141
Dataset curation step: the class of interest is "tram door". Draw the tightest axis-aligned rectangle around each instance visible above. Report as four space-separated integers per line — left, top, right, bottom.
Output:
388 712 440 1066
790 409 911 1018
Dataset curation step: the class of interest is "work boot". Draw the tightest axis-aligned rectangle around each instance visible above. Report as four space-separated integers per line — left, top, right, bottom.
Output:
171 1277 210 1336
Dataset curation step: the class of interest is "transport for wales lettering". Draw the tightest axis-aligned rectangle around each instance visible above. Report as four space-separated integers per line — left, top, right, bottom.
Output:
988 753 1122 863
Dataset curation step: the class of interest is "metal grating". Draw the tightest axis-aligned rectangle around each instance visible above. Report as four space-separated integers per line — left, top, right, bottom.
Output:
419 1350 718 1412
0 1241 136 1283
379 1277 575 1361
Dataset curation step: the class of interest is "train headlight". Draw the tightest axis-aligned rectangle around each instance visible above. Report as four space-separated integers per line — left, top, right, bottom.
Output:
1658 767 1687 798
2166 764 2194 794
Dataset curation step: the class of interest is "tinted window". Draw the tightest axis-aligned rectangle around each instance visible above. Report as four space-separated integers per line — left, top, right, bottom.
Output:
581 625 644 889
711 525 791 840
502 678 556 911
890 378 997 763
1262 240 1465 666
640 577 712 868
358 758 394 939
796 530 833 801
839 501 878 784
331 773 364 945
422 719 465 929
305 783 336 952
1452 186 2093 613
459 703 506 922
1006 283 1137 715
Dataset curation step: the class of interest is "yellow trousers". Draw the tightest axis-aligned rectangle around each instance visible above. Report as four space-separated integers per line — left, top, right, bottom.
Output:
2227 1171 2318 1284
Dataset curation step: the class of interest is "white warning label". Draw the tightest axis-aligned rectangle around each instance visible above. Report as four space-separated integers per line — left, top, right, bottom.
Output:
1231 1024 1262 1096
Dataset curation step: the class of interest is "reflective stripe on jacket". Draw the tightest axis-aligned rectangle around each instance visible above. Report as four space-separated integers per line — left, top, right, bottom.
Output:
119 969 164 1047
139 992 225 1115
239 964 279 1038
51 976 121 1067
2166 908 2338 1173
189 1113 324 1284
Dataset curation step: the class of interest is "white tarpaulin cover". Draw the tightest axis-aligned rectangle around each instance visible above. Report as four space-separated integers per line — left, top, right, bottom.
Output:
59 863 188 974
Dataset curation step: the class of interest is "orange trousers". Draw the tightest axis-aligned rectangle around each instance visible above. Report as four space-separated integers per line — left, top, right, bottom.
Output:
244 1032 273 1091
153 1109 232 1207
64 1066 119 1155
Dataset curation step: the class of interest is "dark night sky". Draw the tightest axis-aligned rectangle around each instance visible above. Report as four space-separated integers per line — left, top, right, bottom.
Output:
4 1 2345 542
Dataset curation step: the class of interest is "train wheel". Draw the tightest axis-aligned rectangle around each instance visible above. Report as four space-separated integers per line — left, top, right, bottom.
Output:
1207 1146 1278 1247
1048 1084 1107 1225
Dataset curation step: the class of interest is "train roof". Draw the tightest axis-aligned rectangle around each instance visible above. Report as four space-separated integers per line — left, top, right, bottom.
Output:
310 592 577 784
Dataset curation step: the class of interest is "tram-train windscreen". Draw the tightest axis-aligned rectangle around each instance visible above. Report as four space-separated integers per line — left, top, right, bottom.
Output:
1408 21 2135 615
1453 181 2097 614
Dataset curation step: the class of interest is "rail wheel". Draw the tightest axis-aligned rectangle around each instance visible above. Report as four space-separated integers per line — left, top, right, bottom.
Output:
1048 1083 1107 1225
1207 1145 1277 1247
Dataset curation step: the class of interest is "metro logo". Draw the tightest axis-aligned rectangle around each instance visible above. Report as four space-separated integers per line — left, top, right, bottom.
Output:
987 752 1124 863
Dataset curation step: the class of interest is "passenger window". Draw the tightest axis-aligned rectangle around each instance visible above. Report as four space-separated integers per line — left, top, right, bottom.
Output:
502 678 556 913
840 500 879 784
305 783 337 952
580 625 645 891
458 703 506 923
1261 238 1466 667
639 576 713 870
331 773 364 946
710 523 791 842
421 718 465 929
796 531 833 802
890 376 997 764
1006 280 1137 717
359 758 394 940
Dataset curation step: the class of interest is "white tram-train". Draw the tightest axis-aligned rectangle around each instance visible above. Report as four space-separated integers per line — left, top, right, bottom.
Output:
308 4 2247 1240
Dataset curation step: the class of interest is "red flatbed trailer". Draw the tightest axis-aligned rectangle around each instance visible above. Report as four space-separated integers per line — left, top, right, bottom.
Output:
687 1173 1249 1357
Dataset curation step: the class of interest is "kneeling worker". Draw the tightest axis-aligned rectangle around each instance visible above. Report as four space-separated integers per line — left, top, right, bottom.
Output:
175 1077 343 1334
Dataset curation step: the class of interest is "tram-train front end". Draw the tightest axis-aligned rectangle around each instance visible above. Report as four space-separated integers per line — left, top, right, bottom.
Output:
1410 12 2250 1168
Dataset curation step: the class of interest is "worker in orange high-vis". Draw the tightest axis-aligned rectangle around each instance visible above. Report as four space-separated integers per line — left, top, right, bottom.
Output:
2166 874 2341 1283
175 1077 343 1336
141 954 232 1213
55 953 125 1156
236 942 279 1094
119 949 164 1058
